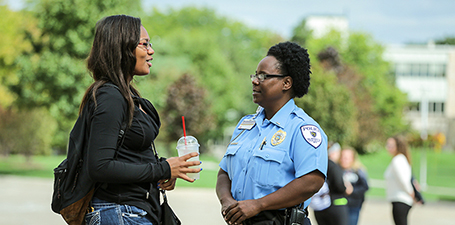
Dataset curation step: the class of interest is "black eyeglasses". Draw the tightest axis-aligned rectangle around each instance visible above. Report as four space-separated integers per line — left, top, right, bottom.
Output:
250 73 287 82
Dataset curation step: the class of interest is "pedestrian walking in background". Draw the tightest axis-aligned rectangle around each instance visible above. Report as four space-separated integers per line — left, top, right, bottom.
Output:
385 136 414 225
312 142 350 225
340 147 369 225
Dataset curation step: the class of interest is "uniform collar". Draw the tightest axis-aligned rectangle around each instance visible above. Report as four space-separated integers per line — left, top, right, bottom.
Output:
256 99 296 129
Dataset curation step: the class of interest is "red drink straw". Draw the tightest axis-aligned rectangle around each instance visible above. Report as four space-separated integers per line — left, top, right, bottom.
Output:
182 116 187 145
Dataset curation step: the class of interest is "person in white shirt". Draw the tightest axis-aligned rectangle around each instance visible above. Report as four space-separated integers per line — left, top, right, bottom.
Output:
384 136 414 225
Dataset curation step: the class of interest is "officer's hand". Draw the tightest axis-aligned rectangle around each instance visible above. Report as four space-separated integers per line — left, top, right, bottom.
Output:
224 199 261 225
221 198 238 224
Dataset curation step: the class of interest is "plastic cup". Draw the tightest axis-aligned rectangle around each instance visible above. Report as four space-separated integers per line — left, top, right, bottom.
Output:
176 135 200 180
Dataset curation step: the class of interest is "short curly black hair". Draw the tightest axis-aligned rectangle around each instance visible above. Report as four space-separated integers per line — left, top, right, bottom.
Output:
267 41 311 98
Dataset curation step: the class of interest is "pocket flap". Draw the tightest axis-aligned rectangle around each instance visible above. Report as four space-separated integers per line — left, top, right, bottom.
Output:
226 145 240 156
253 148 286 163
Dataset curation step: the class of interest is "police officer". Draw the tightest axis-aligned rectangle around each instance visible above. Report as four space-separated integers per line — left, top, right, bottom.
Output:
216 41 328 225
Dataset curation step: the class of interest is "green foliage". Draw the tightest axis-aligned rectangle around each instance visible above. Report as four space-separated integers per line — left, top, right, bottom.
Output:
137 7 283 141
0 5 35 107
0 107 57 156
435 36 455 45
161 74 215 153
4 4 282 153
290 19 312 46
8 0 143 150
343 33 409 139
3 3 411 155
299 29 409 151
295 64 357 145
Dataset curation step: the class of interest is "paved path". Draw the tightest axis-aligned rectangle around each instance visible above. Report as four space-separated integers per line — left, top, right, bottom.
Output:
1 176 454 225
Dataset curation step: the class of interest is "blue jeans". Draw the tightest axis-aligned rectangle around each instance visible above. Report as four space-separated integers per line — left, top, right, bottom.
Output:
348 206 361 225
85 197 154 225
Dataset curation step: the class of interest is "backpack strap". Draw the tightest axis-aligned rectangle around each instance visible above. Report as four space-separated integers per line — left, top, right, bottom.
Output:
114 121 128 159
94 83 129 191
102 82 129 159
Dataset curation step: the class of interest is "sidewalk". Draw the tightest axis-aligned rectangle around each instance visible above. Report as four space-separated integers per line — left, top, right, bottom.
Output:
0 176 453 225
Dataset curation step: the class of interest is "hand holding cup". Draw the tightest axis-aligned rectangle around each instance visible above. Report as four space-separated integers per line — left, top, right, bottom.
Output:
166 152 202 182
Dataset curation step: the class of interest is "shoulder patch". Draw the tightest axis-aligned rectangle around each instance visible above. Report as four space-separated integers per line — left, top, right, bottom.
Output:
300 125 322 148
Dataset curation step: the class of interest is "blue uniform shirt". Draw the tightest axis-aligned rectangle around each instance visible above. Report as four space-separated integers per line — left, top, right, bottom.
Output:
219 99 328 208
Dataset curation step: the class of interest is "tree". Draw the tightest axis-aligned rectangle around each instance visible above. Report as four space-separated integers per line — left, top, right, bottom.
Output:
292 24 409 152
8 0 142 150
136 7 283 142
0 107 57 157
295 62 357 146
0 4 35 108
435 36 455 45
317 46 383 152
161 73 215 155
291 19 312 46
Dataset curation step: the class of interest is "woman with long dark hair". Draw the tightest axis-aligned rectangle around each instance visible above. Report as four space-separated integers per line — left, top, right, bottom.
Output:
79 15 201 224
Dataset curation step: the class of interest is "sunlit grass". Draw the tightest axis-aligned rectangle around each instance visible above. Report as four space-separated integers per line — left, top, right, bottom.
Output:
1 148 454 201
0 155 65 178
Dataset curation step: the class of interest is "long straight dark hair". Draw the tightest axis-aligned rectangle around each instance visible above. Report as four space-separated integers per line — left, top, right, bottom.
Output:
80 15 142 126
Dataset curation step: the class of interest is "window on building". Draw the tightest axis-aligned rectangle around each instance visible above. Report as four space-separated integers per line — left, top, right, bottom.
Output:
409 102 445 113
409 102 420 112
394 63 446 77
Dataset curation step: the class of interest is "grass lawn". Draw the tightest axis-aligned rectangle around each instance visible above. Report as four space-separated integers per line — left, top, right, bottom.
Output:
0 154 220 188
0 155 65 178
1 148 454 202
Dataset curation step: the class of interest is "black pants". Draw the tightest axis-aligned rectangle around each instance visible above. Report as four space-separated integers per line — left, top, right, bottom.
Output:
392 202 412 225
313 204 349 225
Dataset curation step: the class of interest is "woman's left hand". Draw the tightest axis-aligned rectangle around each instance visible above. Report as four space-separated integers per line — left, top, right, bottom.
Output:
158 178 177 191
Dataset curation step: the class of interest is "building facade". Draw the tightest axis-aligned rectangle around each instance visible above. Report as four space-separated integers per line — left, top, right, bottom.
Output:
383 43 455 149
305 15 454 149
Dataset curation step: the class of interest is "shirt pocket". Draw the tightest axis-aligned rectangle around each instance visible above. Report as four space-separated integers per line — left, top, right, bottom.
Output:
249 147 286 187
225 145 241 176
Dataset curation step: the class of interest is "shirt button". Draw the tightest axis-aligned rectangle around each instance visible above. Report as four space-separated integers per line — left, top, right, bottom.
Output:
266 154 269 158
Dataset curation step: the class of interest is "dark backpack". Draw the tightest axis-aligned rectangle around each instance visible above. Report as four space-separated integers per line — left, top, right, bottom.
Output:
51 83 127 224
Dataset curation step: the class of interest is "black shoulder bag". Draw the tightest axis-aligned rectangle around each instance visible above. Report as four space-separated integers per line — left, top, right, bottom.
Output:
411 175 425 204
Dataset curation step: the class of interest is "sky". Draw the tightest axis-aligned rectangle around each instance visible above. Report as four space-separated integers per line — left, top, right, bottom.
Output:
143 0 455 45
7 0 455 45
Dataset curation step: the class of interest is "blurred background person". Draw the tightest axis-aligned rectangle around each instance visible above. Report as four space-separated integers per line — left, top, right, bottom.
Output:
313 142 350 225
340 147 369 225
385 136 414 225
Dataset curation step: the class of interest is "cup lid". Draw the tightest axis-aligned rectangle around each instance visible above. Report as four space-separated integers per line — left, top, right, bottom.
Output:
177 135 199 147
